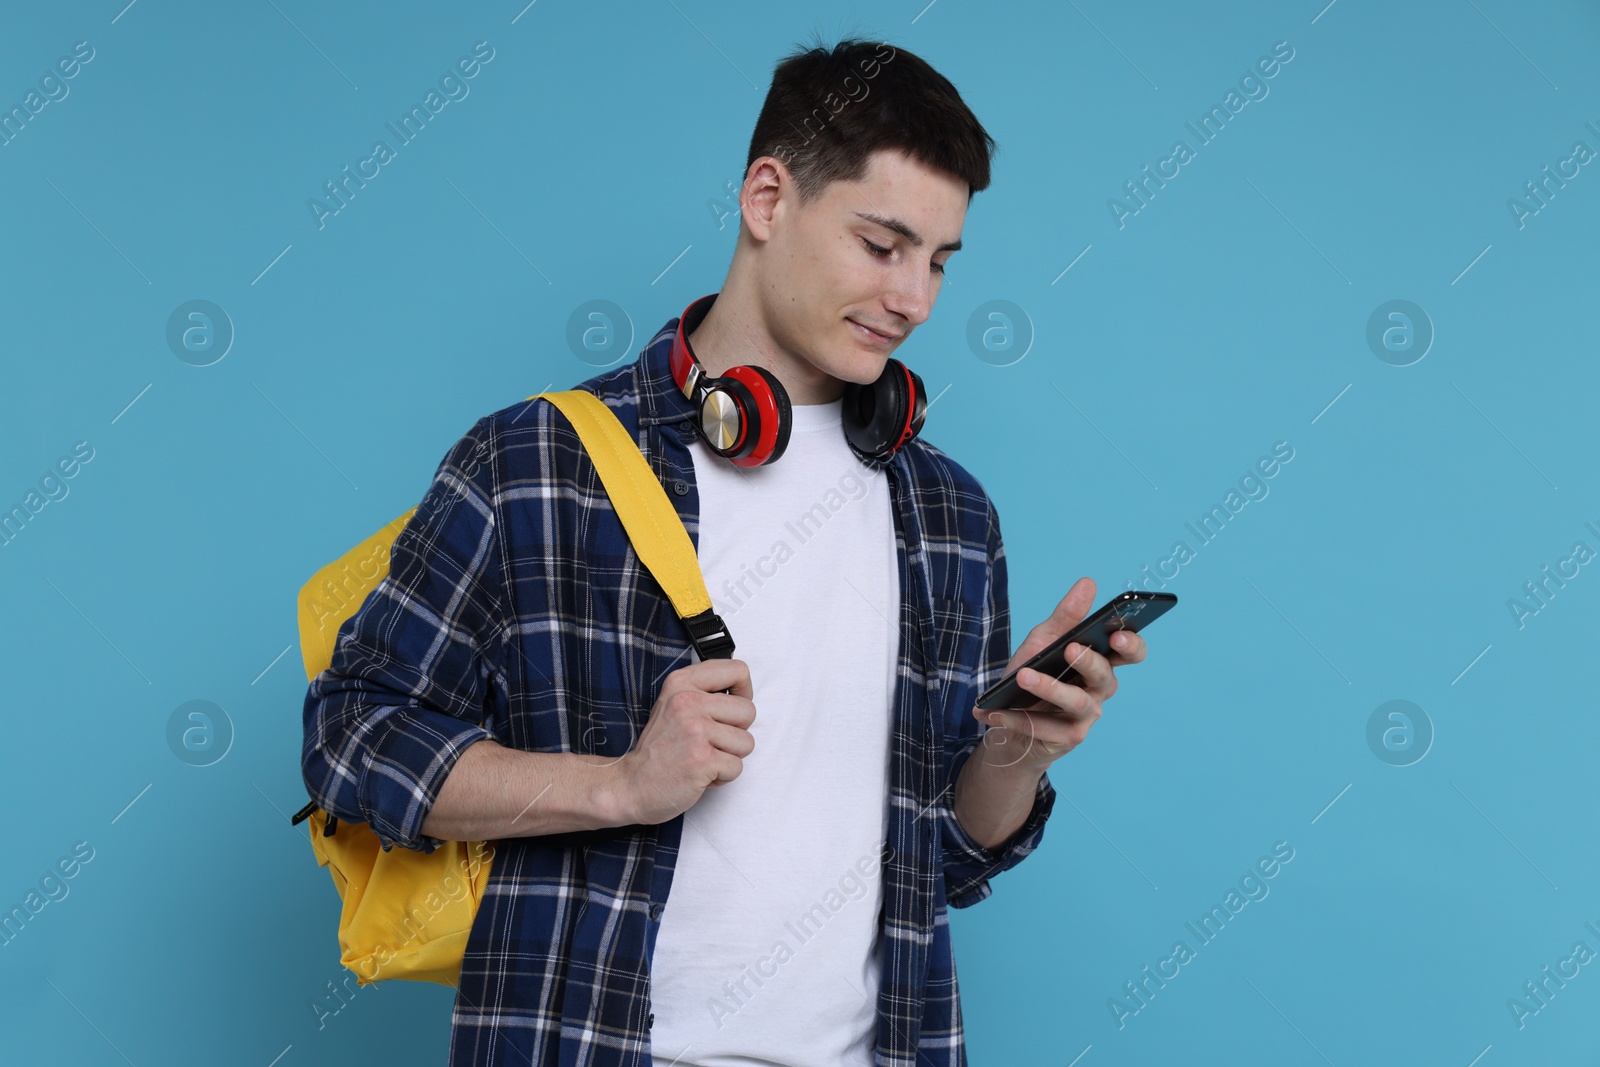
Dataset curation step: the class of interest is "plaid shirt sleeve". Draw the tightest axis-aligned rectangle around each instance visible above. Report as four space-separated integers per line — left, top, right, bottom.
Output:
938 496 1056 908
300 415 506 855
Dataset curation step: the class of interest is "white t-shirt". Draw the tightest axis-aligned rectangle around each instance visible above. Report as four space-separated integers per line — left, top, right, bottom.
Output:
648 398 900 1066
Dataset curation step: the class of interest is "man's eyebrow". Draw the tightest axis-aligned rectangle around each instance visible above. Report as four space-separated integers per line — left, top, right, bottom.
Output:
853 211 962 253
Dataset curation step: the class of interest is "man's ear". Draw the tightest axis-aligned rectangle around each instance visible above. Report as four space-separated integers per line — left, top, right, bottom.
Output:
741 156 787 242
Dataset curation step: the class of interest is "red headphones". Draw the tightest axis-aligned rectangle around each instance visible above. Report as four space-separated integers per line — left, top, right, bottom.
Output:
670 293 928 467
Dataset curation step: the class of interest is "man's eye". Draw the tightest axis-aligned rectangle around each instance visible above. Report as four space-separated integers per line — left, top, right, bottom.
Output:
864 237 948 276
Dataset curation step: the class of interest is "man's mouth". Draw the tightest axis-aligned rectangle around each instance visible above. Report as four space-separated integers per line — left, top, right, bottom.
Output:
849 319 901 344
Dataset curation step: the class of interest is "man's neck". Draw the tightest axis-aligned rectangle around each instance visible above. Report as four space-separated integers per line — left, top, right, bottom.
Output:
686 283 844 405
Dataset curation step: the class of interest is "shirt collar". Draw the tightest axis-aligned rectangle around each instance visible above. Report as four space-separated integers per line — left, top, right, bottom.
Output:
635 300 701 429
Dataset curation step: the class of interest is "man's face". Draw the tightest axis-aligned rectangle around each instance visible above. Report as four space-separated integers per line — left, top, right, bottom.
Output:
759 148 968 387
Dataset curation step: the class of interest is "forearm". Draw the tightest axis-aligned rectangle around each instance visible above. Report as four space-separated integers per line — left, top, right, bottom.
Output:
953 744 1047 851
419 738 630 841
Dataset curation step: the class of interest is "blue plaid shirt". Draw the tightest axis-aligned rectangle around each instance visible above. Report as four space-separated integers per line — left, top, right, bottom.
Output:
301 304 1056 1066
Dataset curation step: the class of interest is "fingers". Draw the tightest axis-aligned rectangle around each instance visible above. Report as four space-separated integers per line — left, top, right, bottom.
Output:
976 706 1093 763
706 720 755 759
709 749 746 784
681 659 757 728
1108 629 1147 665
670 657 755 700
1015 663 1098 716
1059 642 1117 696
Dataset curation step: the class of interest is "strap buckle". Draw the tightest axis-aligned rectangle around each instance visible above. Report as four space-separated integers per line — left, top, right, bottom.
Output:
291 799 339 836
682 609 736 660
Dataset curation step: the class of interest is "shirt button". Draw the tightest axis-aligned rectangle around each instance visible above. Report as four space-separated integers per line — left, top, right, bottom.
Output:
649 902 663 921
647 1012 655 1029
672 480 688 496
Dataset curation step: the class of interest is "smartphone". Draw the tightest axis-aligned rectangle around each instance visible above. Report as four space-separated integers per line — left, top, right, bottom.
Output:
974 591 1177 711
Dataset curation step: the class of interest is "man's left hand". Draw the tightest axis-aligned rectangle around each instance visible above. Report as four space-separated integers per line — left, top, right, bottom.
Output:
972 576 1147 771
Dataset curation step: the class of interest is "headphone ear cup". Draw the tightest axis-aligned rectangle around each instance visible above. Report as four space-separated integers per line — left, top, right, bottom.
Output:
737 365 792 465
843 359 922 459
710 376 762 460
903 363 928 440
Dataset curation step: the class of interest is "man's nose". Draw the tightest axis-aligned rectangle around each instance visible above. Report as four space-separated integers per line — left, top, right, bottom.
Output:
882 264 932 328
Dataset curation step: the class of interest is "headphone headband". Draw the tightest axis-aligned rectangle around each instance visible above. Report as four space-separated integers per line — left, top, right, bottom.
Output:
670 294 717 405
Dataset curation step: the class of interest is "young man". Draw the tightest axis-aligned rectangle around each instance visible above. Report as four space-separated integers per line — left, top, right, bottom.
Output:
302 37 1147 1067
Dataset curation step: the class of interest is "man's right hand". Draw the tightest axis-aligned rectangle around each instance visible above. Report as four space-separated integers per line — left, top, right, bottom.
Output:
609 657 757 825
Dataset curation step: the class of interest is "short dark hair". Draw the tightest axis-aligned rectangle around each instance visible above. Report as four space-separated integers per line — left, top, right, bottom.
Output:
746 36 996 205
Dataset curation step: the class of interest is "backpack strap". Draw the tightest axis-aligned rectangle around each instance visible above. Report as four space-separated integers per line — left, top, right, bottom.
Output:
538 390 734 661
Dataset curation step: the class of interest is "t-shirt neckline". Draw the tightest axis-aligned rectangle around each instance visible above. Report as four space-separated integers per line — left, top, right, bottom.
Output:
788 398 843 432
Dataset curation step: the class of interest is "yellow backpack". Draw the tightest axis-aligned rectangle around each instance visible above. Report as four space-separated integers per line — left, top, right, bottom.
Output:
290 389 734 987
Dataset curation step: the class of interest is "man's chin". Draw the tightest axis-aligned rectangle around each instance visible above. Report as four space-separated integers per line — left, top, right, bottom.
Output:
847 362 891 388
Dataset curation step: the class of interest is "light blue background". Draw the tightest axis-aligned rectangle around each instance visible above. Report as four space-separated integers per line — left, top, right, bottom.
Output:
3 1 1597 1063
